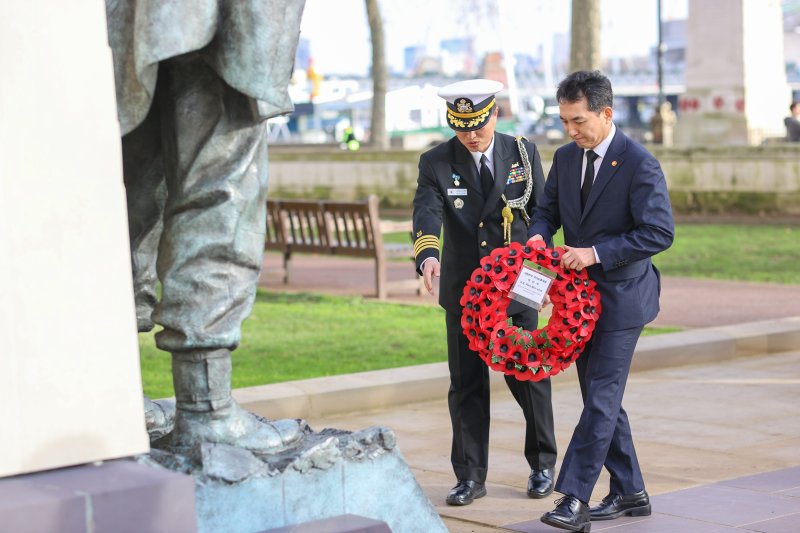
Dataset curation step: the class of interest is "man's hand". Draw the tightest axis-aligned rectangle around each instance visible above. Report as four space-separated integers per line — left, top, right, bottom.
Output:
527 234 544 246
526 234 552 308
421 258 440 296
562 245 596 271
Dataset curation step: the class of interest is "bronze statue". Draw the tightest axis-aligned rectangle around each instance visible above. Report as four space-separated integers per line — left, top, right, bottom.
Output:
105 0 307 452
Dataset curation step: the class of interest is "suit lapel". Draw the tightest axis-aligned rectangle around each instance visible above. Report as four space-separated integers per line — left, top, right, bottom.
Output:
450 140 480 197
581 130 627 221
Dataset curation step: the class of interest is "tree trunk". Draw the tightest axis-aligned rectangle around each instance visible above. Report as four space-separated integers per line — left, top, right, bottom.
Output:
570 0 602 72
365 0 388 149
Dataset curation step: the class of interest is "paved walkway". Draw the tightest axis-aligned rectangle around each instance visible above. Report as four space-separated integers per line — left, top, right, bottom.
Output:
308 351 800 533
257 252 800 532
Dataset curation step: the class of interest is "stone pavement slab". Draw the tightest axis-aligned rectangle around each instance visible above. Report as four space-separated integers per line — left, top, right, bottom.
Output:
301 350 800 533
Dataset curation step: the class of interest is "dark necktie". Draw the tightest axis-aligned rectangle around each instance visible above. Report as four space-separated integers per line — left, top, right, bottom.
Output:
581 150 599 211
480 154 493 197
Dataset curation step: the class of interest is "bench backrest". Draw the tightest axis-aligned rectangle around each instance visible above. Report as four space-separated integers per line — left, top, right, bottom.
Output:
266 195 384 258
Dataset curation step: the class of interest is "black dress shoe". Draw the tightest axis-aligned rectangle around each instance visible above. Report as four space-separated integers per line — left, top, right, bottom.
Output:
541 496 591 532
445 480 486 506
590 489 651 520
527 468 555 498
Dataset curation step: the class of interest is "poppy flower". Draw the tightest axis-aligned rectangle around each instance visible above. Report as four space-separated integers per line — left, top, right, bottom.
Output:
507 343 526 364
484 286 504 301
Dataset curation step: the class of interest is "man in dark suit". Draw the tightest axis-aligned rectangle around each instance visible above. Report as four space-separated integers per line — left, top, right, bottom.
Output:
412 79 557 506
784 101 800 142
530 71 674 532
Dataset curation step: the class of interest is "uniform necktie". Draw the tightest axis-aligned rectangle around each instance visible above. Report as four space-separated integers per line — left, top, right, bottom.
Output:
480 154 493 197
581 150 599 211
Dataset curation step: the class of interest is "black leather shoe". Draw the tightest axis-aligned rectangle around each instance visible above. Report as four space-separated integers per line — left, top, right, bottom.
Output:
527 468 555 498
446 480 486 506
589 490 651 521
541 496 591 532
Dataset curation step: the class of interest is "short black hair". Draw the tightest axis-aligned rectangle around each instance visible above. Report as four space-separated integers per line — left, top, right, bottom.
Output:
556 70 613 113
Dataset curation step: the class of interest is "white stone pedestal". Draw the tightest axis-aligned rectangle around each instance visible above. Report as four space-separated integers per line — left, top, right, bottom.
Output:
0 0 149 477
675 0 791 145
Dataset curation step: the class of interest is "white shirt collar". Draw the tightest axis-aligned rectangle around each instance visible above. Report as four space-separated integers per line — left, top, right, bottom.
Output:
471 135 496 172
587 123 616 160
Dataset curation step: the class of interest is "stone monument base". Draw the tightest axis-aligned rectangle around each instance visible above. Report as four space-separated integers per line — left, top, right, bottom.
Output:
142 424 447 533
264 514 390 533
0 459 196 532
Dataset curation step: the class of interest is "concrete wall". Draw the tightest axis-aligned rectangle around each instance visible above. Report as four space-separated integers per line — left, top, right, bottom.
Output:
267 144 800 216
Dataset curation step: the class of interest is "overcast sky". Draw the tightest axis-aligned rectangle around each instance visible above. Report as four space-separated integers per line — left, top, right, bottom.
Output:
299 0 689 76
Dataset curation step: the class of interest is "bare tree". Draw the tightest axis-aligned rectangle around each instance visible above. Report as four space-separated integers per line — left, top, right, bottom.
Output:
570 0 602 72
366 0 389 149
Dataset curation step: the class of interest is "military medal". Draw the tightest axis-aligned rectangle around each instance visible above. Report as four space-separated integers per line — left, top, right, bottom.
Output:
454 198 464 209
452 172 461 186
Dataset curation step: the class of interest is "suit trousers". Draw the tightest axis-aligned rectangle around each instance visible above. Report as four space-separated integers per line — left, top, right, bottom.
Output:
445 309 556 484
554 326 646 502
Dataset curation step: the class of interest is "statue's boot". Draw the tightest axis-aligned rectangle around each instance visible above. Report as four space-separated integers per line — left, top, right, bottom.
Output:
164 349 304 453
144 396 176 440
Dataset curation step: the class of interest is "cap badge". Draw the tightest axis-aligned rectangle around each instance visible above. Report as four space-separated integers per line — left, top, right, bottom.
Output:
456 99 474 113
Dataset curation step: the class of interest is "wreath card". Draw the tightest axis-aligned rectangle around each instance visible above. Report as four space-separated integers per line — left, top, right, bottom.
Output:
509 260 557 310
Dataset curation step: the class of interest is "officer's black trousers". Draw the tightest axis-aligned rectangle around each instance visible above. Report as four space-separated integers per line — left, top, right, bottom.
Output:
445 309 557 484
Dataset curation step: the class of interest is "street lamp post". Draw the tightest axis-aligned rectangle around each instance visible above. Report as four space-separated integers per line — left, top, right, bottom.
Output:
651 0 675 145
657 0 664 107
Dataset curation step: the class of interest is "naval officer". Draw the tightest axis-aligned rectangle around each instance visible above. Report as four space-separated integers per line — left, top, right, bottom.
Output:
412 79 557 505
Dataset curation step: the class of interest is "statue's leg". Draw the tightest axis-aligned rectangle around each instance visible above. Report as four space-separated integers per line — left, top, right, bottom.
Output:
169 349 303 451
121 104 176 438
150 53 302 452
121 105 166 334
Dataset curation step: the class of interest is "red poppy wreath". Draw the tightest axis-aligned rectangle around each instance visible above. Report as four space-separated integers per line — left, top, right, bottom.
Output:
460 239 602 381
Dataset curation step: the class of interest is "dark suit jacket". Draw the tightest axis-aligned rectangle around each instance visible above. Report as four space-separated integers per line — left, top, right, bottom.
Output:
413 133 546 314
785 116 800 142
528 128 674 331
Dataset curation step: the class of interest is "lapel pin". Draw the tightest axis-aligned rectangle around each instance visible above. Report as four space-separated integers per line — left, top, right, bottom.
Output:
611 160 618 167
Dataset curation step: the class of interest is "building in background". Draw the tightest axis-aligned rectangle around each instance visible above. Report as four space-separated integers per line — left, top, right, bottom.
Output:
274 3 800 146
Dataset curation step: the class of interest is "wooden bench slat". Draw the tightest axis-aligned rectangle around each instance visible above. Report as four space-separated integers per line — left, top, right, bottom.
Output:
265 195 422 299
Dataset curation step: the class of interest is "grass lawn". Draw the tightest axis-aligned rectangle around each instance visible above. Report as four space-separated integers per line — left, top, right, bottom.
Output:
141 223 796 398
140 291 678 399
141 292 448 398
386 224 800 284
653 224 800 284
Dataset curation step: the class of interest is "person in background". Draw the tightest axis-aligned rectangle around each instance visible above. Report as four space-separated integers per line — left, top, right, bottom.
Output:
342 125 361 150
412 79 556 506
529 70 674 532
784 101 800 142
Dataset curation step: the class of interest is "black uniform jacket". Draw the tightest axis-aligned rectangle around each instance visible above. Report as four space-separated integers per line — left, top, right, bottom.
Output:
412 132 546 314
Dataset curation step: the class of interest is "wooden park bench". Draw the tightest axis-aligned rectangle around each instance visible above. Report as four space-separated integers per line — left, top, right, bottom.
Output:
265 195 423 300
